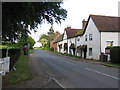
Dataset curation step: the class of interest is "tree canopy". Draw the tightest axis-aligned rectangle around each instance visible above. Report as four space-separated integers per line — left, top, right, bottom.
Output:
17 36 35 49
2 2 67 42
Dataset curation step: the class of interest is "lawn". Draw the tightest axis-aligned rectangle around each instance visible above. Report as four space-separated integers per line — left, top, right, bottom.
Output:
3 52 33 84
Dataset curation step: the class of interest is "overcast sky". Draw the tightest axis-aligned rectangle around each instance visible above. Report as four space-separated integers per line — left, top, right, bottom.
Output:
30 0 120 47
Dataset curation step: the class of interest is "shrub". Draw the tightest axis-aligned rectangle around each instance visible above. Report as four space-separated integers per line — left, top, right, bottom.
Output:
110 46 120 63
49 47 54 51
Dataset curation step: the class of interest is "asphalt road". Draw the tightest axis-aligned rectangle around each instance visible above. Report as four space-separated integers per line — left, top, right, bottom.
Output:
34 49 119 88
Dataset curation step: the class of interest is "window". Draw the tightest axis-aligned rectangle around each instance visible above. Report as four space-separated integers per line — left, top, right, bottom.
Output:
89 34 92 41
85 35 87 41
89 48 92 56
106 41 113 47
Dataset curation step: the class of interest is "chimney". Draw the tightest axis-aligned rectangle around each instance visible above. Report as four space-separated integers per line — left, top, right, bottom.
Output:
82 19 87 29
55 31 60 35
66 25 71 30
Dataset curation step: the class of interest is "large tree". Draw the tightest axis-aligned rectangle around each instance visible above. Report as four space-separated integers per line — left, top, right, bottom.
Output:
2 2 67 42
17 36 35 49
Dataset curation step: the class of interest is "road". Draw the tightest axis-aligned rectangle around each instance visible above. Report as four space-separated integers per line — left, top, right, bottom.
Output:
34 49 119 88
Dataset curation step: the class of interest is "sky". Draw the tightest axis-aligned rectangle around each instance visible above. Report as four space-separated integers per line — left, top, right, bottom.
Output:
30 0 120 47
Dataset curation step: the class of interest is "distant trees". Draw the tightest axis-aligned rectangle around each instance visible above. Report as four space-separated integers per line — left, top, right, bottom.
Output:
2 2 67 42
17 36 35 49
38 34 48 48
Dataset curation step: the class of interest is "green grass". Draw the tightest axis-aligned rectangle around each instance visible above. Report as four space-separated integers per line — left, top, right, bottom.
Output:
101 63 120 68
3 53 33 84
0 45 7 49
29 49 34 54
0 45 20 49
34 47 42 49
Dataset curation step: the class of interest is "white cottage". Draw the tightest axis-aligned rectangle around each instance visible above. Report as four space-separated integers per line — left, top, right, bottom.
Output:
64 26 80 55
76 14 120 60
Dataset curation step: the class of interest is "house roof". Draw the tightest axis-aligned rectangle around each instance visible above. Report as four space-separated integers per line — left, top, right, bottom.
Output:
53 34 63 43
74 29 84 36
75 14 120 37
65 27 80 38
90 15 120 32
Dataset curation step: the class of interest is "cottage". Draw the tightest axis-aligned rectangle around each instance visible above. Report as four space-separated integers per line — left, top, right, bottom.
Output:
64 26 80 55
76 14 120 60
53 34 63 53
50 31 61 51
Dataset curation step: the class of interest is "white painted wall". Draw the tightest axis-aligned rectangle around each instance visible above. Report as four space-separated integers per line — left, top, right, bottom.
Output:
57 40 63 53
101 32 120 53
76 36 85 57
63 30 67 40
83 17 101 60
68 37 76 55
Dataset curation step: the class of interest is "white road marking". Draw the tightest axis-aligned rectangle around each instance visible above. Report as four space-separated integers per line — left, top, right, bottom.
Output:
85 68 119 80
53 78 64 88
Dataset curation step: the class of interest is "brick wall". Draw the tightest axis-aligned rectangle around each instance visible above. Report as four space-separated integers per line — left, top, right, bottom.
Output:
50 31 61 51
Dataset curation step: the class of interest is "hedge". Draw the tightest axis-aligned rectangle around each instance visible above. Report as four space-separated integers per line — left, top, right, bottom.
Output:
0 49 21 70
110 46 120 63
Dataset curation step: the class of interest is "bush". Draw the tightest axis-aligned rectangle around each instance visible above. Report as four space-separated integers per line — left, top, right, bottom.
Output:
110 46 120 63
49 47 54 51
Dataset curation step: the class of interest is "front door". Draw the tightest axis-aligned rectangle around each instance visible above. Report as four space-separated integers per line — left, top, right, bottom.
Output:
73 48 75 55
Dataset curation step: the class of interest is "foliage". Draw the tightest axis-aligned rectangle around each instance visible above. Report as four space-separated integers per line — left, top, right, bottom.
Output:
2 2 67 42
0 44 19 49
27 36 36 49
39 34 48 40
40 38 48 47
49 47 54 51
38 34 49 47
110 46 120 63
17 36 35 49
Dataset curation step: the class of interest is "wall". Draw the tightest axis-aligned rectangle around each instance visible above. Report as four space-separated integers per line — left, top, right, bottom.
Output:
62 30 68 53
81 17 101 60
76 35 85 57
101 32 120 53
68 37 76 55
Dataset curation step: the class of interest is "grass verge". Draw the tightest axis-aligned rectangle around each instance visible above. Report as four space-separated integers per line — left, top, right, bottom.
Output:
29 49 34 54
101 63 120 68
3 53 33 85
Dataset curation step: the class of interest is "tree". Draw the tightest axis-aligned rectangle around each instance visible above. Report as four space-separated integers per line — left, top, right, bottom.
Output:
17 36 35 49
38 34 48 47
27 36 35 49
40 38 48 47
2 2 67 42
39 34 48 40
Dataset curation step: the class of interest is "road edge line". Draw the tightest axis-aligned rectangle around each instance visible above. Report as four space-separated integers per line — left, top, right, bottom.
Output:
53 77 64 88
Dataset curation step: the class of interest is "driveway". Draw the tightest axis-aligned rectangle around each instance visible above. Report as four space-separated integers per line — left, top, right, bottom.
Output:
34 49 119 88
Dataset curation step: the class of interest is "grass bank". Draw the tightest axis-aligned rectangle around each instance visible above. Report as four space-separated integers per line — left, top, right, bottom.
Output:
3 51 33 85
101 63 120 68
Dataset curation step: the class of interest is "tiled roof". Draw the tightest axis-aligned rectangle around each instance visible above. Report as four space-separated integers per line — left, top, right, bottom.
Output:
65 28 80 38
74 29 84 36
53 34 63 43
90 15 120 32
